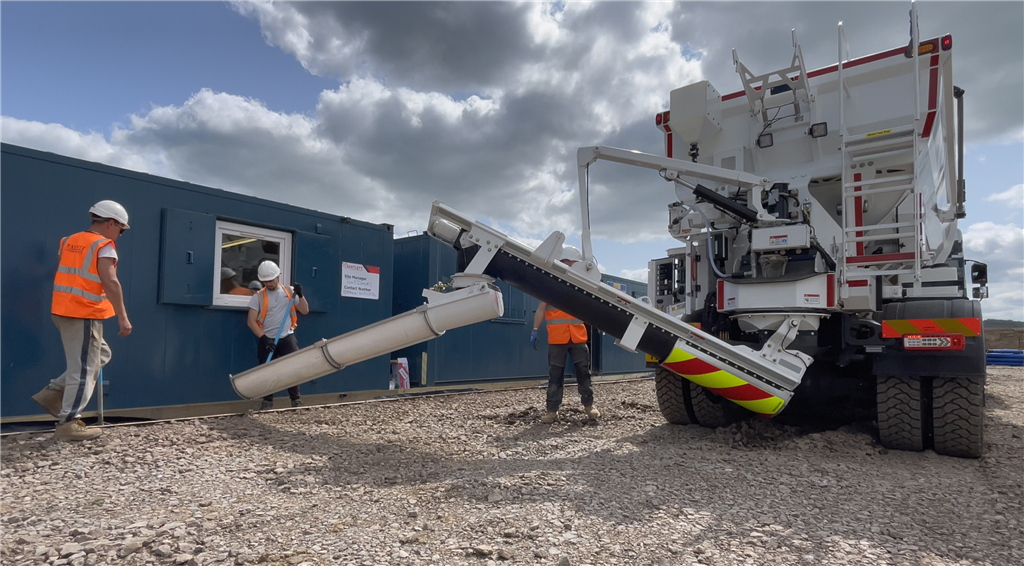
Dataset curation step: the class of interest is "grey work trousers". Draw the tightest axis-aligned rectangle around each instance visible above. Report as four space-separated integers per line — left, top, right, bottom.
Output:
49 314 111 424
546 342 594 412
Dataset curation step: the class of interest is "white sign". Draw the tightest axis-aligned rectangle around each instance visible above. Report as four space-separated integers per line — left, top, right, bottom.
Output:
342 262 380 300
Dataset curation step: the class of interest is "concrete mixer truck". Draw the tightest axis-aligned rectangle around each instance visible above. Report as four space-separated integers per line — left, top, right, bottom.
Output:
426 6 987 457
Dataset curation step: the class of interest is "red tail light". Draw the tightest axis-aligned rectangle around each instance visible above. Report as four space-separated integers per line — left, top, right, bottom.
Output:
941 34 952 51
903 334 965 351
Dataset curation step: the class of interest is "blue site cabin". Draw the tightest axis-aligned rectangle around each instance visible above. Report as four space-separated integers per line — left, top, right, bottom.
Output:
1 143 394 421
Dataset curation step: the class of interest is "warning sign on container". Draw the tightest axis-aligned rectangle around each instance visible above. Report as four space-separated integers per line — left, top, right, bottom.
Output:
342 262 380 300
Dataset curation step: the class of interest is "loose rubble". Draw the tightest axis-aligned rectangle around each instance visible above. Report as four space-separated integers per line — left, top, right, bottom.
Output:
2 368 1021 566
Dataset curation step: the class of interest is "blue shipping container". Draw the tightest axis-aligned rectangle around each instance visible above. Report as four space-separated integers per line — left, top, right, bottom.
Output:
1 143 394 419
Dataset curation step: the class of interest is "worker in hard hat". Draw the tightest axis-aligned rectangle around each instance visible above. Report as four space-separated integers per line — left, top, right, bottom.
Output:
531 245 599 423
221 267 254 296
246 260 309 410
32 200 133 441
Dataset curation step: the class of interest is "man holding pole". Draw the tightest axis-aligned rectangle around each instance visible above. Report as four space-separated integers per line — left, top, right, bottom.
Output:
247 260 309 410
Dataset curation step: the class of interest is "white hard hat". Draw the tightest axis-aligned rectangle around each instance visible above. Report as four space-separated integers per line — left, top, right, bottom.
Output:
257 260 281 281
89 200 130 228
220 267 237 280
560 245 583 263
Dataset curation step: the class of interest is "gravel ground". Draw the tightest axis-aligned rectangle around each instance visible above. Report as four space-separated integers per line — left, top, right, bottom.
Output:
2 367 1021 566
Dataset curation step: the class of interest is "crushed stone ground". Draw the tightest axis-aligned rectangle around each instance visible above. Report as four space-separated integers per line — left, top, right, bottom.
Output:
2 367 1021 566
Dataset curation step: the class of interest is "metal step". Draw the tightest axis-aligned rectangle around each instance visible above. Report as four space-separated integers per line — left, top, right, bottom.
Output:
844 232 913 244
844 136 914 155
844 173 915 189
843 124 915 144
844 220 917 233
847 268 919 277
846 252 917 265
843 183 914 198
847 146 914 164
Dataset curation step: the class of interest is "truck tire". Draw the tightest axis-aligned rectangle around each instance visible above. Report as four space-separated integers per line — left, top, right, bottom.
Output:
654 367 692 424
877 375 925 451
689 384 743 428
655 367 742 428
932 375 985 458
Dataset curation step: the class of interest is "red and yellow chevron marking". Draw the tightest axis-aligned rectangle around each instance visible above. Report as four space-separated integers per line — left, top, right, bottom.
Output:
881 317 981 339
661 347 785 417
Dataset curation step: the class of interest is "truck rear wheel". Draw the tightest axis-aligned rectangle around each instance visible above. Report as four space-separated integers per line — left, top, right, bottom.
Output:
690 383 743 428
932 375 985 458
655 367 692 424
655 367 743 427
876 375 925 451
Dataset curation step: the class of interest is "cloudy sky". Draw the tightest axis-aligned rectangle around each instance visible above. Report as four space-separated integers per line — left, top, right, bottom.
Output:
3 1 1022 320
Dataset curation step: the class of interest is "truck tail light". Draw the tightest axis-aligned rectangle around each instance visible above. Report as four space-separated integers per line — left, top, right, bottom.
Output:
903 334 965 351
941 34 952 51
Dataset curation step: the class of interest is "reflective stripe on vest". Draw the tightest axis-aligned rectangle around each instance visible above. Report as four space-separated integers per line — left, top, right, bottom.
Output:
51 232 116 320
256 286 298 331
545 306 587 344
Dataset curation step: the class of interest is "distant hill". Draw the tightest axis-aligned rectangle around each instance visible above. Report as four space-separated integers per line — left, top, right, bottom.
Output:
984 319 1024 329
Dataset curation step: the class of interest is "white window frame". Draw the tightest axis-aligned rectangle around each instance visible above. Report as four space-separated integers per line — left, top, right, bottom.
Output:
213 220 292 308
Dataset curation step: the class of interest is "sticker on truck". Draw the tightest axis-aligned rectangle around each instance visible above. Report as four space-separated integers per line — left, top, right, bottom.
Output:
803 294 820 305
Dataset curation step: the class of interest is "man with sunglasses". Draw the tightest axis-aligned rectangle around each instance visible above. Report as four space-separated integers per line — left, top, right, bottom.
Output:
32 200 133 441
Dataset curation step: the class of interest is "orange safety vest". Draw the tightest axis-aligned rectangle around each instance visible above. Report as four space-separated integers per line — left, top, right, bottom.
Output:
545 306 587 344
255 285 298 332
51 232 116 320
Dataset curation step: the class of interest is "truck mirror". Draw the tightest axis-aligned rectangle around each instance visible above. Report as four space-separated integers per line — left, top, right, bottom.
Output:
972 286 989 300
970 262 988 286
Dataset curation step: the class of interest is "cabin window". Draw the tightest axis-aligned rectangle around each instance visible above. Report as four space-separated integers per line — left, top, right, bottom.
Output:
213 221 292 308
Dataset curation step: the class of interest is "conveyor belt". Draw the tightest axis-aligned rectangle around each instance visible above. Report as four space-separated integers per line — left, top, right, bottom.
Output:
430 201 811 415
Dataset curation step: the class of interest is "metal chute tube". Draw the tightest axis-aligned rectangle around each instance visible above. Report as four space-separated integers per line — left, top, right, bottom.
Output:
230 284 504 400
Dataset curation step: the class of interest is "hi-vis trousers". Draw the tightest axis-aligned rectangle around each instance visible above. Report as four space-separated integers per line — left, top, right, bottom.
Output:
49 314 111 424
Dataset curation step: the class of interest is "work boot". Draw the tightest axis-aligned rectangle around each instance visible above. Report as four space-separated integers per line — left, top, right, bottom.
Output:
584 406 601 419
540 411 558 424
260 399 273 411
31 387 64 418
54 420 102 441
290 398 303 408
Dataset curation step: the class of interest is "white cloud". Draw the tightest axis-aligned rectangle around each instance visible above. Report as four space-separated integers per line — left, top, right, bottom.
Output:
985 184 1024 207
0 117 158 175
962 221 1024 320
620 267 649 283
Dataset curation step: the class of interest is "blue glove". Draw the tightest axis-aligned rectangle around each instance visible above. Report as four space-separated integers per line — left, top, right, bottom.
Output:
530 330 538 350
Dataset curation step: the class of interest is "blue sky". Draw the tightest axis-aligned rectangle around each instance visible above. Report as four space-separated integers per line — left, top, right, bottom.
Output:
2 1 1021 320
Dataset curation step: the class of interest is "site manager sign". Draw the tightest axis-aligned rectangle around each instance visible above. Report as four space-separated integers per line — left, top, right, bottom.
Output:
342 262 380 300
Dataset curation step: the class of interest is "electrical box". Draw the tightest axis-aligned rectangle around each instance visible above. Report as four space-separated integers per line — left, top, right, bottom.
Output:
751 224 811 252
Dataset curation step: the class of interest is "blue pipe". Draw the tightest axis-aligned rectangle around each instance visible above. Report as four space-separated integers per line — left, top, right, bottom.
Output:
265 294 298 364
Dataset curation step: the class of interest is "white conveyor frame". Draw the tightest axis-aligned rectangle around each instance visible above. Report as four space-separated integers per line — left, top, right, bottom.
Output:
427 201 814 415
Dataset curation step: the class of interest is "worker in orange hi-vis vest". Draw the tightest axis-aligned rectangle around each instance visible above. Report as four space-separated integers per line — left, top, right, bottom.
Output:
33 200 133 441
530 246 600 424
247 260 310 410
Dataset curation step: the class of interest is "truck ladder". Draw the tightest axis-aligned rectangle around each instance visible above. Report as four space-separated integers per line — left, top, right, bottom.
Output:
837 19 924 289
427 201 814 417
